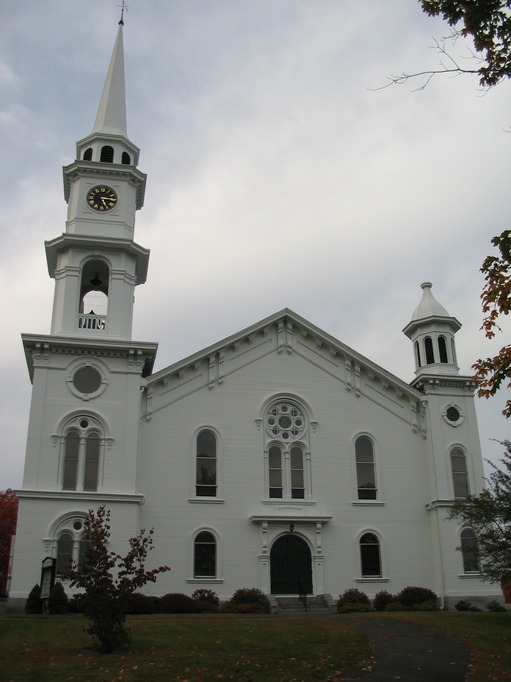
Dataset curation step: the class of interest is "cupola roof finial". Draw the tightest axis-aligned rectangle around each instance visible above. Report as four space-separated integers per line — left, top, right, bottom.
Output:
118 1 128 26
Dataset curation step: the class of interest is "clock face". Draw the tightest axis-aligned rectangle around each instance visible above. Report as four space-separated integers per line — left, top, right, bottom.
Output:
87 185 118 212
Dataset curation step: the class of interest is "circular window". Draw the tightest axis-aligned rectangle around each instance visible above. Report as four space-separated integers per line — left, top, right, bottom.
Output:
73 367 102 394
73 521 82 531
80 419 89 429
443 404 464 426
266 402 305 441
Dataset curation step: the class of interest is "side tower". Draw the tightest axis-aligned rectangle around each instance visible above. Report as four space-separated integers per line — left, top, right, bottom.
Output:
8 22 157 610
404 282 492 605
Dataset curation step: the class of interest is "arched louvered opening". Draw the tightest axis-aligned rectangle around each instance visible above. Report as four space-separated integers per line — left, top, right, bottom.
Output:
78 259 109 331
438 336 448 363
121 151 131 165
424 336 435 364
100 145 114 162
83 147 93 161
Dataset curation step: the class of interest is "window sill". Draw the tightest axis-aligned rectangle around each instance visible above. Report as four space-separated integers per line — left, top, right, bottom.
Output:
186 578 224 584
262 499 316 506
188 498 225 504
355 577 389 583
457 573 482 579
352 501 385 507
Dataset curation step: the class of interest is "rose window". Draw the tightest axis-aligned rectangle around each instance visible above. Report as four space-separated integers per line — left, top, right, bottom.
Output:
266 402 305 441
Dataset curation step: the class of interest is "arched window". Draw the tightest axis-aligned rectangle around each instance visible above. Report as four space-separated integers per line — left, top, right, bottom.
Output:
56 532 74 575
196 429 217 497
54 517 89 576
121 151 131 165
451 447 470 499
83 147 93 161
424 337 435 364
264 399 310 500
460 528 479 573
269 445 283 498
438 336 448 363
360 532 381 577
290 446 304 499
78 259 109 331
60 416 104 492
100 145 114 162
355 436 377 500
194 531 216 578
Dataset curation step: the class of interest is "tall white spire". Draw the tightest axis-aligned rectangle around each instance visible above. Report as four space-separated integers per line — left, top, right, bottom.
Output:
92 24 127 136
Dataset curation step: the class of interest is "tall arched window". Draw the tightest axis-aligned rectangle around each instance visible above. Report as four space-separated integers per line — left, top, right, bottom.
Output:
194 531 216 578
264 399 310 500
451 447 470 499
56 532 74 575
415 341 422 368
438 336 448 363
360 532 381 577
355 436 377 500
60 416 104 492
460 528 479 573
424 337 435 364
196 429 217 497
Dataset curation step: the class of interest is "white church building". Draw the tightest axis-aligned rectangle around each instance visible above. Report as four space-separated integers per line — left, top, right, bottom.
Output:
8 24 499 611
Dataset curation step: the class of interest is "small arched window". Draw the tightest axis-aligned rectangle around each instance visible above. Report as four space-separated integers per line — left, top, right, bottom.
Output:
100 145 114 163
63 430 80 490
196 429 217 497
424 336 435 364
83 147 93 161
355 436 377 500
451 447 470 499
360 532 381 577
460 528 479 573
121 151 131 165
269 445 283 498
291 446 304 499
438 336 448 363
194 531 216 578
56 532 74 575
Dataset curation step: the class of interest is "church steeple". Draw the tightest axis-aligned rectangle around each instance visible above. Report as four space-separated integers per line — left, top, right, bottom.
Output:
45 23 149 340
92 25 128 137
403 282 461 377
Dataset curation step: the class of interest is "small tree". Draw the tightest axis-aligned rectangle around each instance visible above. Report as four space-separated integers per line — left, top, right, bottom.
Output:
69 506 170 653
0 488 18 596
448 440 511 583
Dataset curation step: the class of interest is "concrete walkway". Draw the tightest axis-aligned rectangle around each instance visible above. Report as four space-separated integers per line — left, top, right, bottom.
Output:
339 616 471 681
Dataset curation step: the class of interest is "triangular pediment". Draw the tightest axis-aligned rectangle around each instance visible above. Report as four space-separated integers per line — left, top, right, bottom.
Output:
145 309 425 433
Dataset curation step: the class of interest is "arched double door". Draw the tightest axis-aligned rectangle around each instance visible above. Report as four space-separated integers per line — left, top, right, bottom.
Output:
270 534 312 595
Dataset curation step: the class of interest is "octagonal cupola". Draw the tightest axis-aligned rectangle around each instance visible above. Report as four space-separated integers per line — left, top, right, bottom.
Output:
403 282 461 377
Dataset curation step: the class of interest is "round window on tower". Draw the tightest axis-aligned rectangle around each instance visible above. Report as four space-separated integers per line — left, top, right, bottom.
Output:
442 404 464 427
68 364 107 400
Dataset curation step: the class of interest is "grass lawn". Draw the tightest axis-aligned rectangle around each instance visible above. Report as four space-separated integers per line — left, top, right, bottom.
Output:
0 611 510 681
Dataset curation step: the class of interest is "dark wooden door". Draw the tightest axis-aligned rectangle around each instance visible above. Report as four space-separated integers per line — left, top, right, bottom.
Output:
270 534 312 594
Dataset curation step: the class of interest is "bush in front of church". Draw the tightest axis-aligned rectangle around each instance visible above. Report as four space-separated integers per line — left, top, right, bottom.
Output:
397 586 438 609
222 587 271 613
25 584 42 614
48 581 69 614
192 588 219 613
160 592 198 613
337 588 372 613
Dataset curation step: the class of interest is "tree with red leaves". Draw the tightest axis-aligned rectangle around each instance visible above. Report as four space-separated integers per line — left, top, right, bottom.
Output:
0 489 18 596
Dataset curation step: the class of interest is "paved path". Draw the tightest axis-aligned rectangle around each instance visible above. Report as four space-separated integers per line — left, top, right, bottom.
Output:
339 616 471 681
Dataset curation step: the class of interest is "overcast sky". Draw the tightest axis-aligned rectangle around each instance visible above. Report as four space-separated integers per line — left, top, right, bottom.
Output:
1 0 509 489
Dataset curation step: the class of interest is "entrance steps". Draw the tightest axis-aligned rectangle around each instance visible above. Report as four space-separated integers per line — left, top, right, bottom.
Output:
273 594 336 615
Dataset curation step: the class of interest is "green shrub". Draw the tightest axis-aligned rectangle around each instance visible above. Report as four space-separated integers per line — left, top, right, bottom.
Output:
225 588 270 613
413 601 439 611
398 586 437 608
160 593 198 614
373 590 397 611
455 600 472 611
25 584 42 614
337 588 370 609
192 588 219 613
125 592 160 614
48 581 69 614
486 599 506 612
385 601 411 611
68 594 85 613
